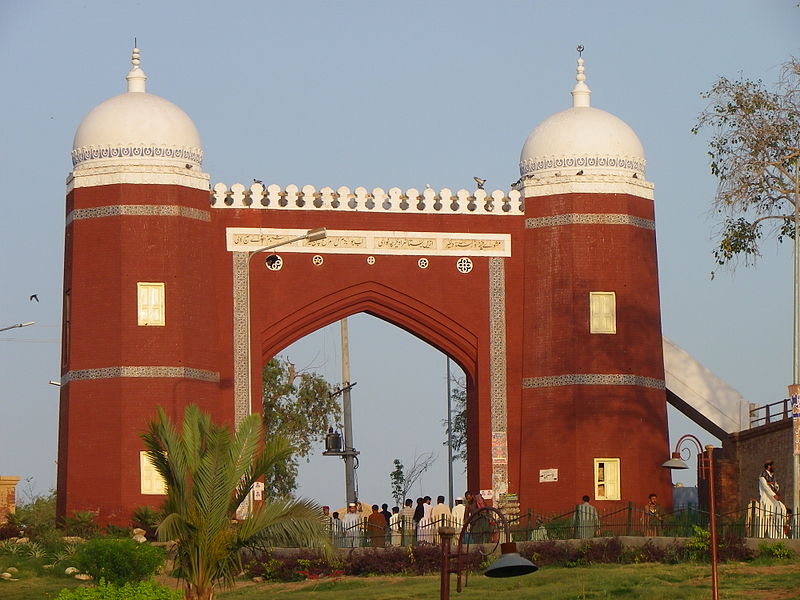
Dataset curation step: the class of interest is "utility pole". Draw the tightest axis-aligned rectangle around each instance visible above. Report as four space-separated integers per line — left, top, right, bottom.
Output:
446 357 454 508
793 161 800 534
340 318 358 505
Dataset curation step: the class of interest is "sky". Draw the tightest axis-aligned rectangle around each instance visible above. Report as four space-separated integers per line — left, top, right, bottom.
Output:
1 1 798 507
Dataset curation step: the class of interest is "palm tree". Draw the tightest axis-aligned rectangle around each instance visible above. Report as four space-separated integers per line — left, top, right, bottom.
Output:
141 404 329 600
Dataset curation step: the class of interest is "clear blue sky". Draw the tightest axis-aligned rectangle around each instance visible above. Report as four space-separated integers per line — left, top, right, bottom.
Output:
1 1 798 505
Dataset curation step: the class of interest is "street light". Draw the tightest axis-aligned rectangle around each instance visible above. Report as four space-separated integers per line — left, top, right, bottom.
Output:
242 227 327 515
244 226 328 424
438 506 537 599
662 434 718 600
0 321 35 333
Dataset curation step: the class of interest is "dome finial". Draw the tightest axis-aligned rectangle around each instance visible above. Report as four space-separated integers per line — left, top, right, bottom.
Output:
571 45 591 108
126 45 147 93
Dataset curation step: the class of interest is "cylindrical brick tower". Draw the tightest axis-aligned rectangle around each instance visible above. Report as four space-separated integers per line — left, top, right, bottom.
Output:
516 56 672 513
57 49 223 525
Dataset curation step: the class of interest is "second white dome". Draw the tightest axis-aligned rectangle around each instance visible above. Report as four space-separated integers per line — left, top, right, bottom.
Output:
519 57 645 179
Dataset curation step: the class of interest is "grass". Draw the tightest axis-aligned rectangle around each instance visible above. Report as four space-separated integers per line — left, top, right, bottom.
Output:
3 561 799 599
213 562 800 599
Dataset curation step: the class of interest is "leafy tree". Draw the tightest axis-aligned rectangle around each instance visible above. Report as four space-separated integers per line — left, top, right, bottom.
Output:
141 404 329 600
261 357 340 499
442 376 467 464
692 57 800 267
390 459 404 507
388 453 436 504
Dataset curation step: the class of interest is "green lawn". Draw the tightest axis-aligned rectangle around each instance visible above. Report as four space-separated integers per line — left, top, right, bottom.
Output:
215 562 800 600
3 561 799 599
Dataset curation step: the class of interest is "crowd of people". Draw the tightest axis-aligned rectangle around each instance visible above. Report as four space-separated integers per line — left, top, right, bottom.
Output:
322 492 489 547
319 460 797 547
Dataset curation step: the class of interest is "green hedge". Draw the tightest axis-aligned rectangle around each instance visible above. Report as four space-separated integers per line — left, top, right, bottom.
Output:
56 580 182 600
73 538 165 585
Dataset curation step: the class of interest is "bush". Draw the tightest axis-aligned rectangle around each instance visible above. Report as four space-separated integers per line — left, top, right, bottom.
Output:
55 580 182 600
64 511 99 539
757 541 796 560
74 537 165 585
0 520 21 539
131 507 162 540
10 492 57 540
244 546 484 581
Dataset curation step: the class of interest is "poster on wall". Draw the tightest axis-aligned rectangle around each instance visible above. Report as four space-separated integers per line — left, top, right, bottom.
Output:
253 481 264 501
539 468 558 483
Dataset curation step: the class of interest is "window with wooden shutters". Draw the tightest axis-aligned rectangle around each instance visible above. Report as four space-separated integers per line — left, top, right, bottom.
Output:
594 458 621 500
137 282 165 326
140 451 167 495
589 291 616 334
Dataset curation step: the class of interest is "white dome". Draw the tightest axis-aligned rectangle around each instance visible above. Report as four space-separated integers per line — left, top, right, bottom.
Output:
519 58 645 179
72 49 203 170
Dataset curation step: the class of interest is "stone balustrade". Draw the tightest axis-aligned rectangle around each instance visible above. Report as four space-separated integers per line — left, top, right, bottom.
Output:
210 183 523 215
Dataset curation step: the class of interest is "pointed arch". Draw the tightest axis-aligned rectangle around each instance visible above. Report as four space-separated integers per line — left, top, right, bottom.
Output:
257 281 478 380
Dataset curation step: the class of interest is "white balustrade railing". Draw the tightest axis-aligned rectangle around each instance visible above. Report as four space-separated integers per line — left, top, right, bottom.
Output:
210 182 523 215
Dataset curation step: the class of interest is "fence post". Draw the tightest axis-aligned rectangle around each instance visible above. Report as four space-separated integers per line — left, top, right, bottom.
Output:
626 501 633 536
527 508 532 541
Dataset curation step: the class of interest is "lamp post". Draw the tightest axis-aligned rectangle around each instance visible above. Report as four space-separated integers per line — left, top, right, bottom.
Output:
0 321 35 333
244 226 327 422
439 505 537 600
243 227 327 515
662 434 718 600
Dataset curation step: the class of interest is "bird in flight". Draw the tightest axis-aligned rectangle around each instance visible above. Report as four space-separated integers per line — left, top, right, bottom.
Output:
473 177 486 190
30 294 39 302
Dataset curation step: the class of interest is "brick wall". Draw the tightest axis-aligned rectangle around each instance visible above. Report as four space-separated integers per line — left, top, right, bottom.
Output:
723 419 794 513
0 477 20 523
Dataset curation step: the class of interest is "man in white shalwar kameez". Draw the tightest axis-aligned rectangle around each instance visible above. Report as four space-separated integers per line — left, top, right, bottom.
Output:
758 460 787 538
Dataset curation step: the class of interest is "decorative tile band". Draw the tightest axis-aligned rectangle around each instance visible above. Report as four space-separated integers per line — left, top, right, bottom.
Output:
488 257 509 494
231 252 251 427
519 154 646 177
72 144 203 167
228 228 511 257
525 213 655 230
522 373 665 390
66 205 211 225
63 366 219 384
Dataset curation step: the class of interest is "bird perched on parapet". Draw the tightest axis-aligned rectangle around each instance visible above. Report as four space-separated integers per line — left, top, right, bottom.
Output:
632 173 638 179
473 177 486 189
185 164 192 169
576 170 584 175
30 294 39 302
253 179 263 185
510 177 522 188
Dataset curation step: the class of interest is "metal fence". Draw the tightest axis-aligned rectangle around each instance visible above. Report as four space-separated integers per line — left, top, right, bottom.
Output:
749 398 794 427
323 503 796 548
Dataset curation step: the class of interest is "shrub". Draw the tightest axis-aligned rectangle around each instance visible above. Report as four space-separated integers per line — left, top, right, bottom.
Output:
581 537 623 564
718 532 753 562
244 546 483 581
55 580 182 600
519 541 572 566
104 524 130 538
131 506 162 540
685 525 710 562
757 541 796 560
73 537 165 585
0 520 21 539
64 511 99 539
10 492 57 540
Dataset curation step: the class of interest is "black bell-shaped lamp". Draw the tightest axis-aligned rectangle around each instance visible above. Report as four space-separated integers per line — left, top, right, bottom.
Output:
484 542 538 578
